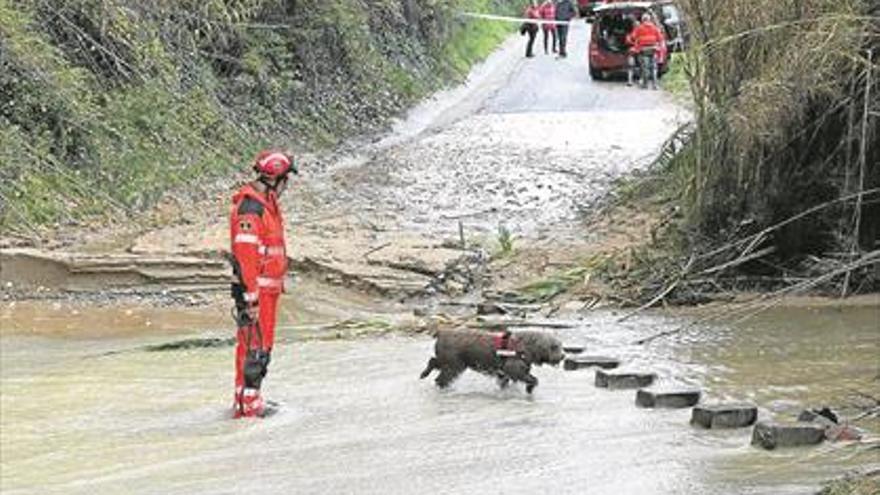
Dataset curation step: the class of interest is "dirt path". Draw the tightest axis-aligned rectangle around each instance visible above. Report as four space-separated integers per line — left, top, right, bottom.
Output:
1 24 690 326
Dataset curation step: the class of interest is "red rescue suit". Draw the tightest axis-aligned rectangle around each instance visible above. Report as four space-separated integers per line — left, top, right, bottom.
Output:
229 183 288 417
627 21 665 54
539 1 556 31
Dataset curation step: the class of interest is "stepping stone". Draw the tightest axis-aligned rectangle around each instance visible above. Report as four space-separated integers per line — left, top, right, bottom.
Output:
562 345 585 354
691 403 758 429
797 407 839 426
751 421 825 450
595 370 657 389
563 355 620 370
797 408 864 442
636 389 701 408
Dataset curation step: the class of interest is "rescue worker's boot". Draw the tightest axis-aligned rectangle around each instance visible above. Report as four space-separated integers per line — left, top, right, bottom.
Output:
233 387 265 418
233 348 271 418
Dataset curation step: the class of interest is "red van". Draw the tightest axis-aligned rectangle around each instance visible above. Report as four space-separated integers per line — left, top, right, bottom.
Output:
588 2 669 80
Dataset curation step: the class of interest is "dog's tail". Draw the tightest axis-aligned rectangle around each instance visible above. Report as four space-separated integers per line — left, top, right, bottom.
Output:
419 357 438 379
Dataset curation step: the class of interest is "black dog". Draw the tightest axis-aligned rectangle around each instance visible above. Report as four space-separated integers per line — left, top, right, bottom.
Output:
420 329 564 393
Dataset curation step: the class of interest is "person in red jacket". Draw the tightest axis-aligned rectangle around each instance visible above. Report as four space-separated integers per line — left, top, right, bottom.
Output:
521 1 541 58
539 0 557 55
229 150 297 418
626 12 664 88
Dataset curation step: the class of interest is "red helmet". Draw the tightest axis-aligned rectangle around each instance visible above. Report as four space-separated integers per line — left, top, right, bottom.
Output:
253 150 294 179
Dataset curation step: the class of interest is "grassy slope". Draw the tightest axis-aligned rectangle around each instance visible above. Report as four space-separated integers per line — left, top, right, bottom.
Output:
0 0 515 233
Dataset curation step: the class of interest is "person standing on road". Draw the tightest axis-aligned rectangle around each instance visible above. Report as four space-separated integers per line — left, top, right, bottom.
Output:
554 0 576 58
229 150 297 418
521 0 541 58
539 0 557 55
626 12 664 89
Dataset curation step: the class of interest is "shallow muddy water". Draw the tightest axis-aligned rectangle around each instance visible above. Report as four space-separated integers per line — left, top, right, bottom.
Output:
675 305 880 492
2 306 876 494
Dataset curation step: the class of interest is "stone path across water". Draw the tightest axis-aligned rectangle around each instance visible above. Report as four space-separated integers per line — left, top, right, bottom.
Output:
559 339 846 451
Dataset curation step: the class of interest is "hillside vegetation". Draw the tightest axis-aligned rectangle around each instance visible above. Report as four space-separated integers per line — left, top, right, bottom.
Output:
619 0 879 299
0 0 515 233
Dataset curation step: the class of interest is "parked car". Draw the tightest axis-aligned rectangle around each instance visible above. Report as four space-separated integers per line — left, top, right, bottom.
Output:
578 0 602 19
588 1 669 80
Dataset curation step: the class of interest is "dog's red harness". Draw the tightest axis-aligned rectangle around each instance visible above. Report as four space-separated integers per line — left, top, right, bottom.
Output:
492 330 519 357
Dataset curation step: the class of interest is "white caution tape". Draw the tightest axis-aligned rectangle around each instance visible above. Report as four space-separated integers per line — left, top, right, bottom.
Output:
459 11 576 27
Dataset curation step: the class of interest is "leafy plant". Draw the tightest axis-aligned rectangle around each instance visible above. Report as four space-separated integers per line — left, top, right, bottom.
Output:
496 223 515 256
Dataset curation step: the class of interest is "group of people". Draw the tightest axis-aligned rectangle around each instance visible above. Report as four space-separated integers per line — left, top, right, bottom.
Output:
521 0 576 58
520 0 666 90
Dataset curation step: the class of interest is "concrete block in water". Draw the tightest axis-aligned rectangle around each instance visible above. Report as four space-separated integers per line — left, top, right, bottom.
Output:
562 345 585 354
595 370 657 389
691 404 758 429
797 407 839 427
751 421 825 450
563 356 620 370
797 408 864 442
636 389 701 408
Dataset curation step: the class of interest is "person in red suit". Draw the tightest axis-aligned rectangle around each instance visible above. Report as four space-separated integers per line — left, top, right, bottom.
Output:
539 0 557 55
229 150 297 418
626 12 665 88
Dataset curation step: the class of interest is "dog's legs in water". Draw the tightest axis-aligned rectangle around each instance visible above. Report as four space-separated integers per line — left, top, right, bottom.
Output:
496 375 511 389
502 358 539 393
435 364 465 389
524 374 539 394
419 357 438 379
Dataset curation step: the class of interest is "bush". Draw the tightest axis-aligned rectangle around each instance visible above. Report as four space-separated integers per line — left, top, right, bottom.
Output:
0 0 516 232
670 0 878 271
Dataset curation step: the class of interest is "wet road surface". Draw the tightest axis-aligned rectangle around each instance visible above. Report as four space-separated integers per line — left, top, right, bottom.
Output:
324 21 689 242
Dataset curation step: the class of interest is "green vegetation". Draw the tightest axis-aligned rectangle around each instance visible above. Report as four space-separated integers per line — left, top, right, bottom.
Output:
0 0 516 233
517 266 589 302
495 223 514 256
678 0 878 257
514 255 615 303
629 0 878 297
661 52 692 100
817 472 880 495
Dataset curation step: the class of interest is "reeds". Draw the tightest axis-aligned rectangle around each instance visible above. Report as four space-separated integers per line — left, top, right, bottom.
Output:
671 0 879 288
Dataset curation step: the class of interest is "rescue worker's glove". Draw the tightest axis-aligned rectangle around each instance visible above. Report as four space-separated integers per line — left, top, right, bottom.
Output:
243 349 271 389
231 282 258 326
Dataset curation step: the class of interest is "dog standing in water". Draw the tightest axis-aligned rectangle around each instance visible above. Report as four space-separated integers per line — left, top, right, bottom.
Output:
420 329 565 393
